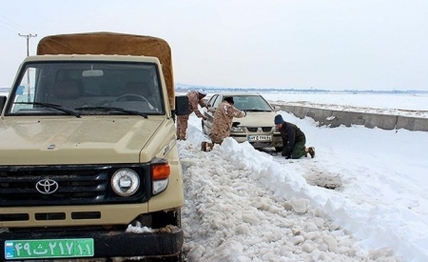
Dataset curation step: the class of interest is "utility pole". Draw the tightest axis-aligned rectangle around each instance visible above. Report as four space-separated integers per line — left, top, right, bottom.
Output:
18 33 37 101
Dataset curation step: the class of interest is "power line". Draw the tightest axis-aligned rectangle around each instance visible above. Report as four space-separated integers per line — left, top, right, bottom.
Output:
0 13 38 50
0 14 32 33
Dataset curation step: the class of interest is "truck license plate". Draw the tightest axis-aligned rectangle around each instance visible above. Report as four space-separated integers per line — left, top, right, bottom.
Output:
248 135 272 142
4 238 94 259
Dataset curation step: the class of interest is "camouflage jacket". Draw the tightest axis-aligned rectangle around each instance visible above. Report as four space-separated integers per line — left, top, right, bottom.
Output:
187 90 206 118
210 101 246 138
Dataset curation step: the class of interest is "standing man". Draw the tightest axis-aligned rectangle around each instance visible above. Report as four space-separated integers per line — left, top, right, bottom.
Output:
176 89 208 140
274 114 315 159
209 96 246 145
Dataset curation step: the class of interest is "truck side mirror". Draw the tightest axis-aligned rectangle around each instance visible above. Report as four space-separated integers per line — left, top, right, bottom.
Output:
0 96 7 113
175 95 189 116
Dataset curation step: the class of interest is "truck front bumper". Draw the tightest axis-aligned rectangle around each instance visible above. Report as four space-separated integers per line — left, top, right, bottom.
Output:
0 227 183 260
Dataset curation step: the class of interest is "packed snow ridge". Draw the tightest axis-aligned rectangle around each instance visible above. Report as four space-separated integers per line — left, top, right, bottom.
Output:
179 138 400 262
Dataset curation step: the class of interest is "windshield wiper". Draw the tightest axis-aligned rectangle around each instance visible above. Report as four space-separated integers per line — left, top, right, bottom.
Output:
74 106 148 118
14 102 81 118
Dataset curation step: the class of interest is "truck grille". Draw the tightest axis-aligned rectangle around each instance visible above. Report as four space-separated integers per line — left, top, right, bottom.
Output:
0 164 149 207
247 127 274 132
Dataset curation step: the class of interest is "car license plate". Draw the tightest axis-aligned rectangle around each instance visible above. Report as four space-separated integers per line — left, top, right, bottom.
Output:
248 135 272 142
4 238 94 259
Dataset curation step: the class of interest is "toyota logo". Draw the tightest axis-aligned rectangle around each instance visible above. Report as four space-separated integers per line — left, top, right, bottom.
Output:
35 179 59 195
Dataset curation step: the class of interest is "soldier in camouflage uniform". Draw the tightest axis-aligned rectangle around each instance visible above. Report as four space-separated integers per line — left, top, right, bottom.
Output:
176 90 207 140
209 96 246 145
274 114 315 159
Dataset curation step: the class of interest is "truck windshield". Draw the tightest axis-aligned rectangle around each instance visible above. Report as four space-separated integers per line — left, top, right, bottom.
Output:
5 61 165 116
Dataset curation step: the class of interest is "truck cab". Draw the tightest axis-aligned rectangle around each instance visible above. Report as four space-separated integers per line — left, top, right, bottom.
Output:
0 32 187 261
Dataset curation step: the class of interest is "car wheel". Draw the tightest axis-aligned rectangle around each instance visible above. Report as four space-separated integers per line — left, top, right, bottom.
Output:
275 147 283 152
201 120 209 135
201 119 205 134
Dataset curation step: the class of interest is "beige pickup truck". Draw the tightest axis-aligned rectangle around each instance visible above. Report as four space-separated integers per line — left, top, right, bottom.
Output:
0 32 188 261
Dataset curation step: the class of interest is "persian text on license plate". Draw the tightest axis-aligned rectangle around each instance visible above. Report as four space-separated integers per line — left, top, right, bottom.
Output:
4 238 94 259
248 135 272 142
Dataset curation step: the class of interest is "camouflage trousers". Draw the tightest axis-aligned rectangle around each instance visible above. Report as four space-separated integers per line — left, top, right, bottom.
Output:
209 132 227 145
176 114 189 140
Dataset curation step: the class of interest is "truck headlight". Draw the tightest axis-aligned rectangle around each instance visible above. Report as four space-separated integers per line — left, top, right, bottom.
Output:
111 168 140 196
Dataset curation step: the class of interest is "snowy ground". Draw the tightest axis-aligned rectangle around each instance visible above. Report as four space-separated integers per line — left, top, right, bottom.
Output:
2 90 427 261
179 92 428 262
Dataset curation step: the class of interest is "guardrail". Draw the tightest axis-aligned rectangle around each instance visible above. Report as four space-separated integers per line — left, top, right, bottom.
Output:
272 104 428 132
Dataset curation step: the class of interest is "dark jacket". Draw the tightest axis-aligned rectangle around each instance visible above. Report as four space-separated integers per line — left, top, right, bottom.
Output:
278 121 305 153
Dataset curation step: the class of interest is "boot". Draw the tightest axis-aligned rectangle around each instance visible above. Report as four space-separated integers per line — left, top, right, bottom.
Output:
307 147 315 158
201 142 214 152
201 142 207 151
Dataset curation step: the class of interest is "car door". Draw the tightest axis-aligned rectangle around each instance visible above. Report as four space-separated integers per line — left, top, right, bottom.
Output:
202 94 220 135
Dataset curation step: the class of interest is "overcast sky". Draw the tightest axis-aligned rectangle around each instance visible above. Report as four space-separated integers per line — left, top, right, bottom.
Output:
1 1 428 90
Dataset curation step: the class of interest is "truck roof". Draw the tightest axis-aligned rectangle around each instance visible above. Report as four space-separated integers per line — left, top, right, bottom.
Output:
37 32 175 108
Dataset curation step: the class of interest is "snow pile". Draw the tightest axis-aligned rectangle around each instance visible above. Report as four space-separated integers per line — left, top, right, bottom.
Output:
179 137 400 262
